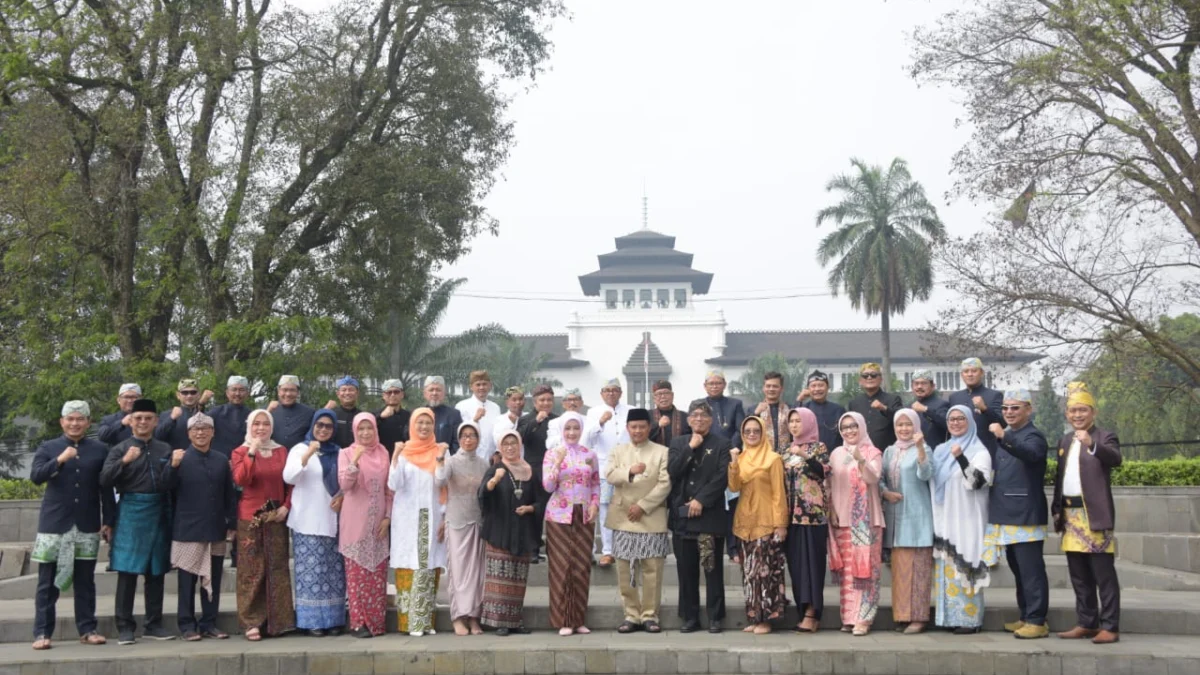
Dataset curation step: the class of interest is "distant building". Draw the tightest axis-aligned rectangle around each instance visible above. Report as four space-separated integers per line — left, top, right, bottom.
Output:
498 227 1041 406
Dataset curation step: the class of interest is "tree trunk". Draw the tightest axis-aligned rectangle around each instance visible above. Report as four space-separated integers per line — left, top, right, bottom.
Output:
389 309 401 376
880 298 893 390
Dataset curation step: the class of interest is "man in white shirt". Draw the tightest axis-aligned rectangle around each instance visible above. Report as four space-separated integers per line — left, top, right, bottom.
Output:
584 378 631 567
547 388 584 451
454 370 500 460
491 386 526 460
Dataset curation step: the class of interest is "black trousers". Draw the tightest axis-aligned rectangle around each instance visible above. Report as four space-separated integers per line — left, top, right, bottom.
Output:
673 534 726 624
726 498 740 558
115 572 165 634
177 556 225 634
1006 540 1049 625
33 560 98 639
1066 552 1120 632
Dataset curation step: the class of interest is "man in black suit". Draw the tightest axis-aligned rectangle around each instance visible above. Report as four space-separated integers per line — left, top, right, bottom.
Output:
423 376 464 455
948 357 1006 456
668 401 732 634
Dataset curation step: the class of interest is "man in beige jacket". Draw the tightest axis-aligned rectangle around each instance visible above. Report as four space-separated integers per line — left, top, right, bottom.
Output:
604 408 672 633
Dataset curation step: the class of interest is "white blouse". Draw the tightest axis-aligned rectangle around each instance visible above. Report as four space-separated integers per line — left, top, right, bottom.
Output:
388 456 447 570
282 442 338 538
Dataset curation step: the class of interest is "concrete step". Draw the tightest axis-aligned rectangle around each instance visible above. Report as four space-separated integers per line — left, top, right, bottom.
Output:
2 586 1196 643
2 622 1199 675
3 554 1197 601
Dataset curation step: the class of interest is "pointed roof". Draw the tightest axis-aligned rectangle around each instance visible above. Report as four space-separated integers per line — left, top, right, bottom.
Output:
578 229 714 296
622 337 672 375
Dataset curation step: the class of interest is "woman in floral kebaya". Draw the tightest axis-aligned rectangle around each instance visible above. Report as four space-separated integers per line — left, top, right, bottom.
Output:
542 412 600 636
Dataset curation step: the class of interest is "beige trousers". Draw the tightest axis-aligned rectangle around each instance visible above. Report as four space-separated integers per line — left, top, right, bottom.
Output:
616 557 665 623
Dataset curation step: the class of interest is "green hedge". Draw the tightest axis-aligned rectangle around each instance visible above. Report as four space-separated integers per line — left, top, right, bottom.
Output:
0 479 45 500
1044 456 1200 486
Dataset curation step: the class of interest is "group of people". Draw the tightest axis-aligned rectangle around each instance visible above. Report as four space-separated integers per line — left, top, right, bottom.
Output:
27 361 1124 649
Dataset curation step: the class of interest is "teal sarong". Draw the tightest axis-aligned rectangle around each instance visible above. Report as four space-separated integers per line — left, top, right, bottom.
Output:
109 493 170 576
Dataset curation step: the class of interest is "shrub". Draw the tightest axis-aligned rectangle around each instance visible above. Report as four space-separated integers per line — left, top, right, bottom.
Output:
0 479 45 500
1044 456 1200 486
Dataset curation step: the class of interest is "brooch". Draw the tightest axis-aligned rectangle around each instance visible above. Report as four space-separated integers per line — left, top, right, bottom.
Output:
705 448 713 455
1058 448 1064 457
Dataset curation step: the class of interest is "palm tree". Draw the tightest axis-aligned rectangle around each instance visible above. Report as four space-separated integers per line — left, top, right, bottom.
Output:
728 352 809 407
375 277 510 401
475 337 563 395
816 158 946 385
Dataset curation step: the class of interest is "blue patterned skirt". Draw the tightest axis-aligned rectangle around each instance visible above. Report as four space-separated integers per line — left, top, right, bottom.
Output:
293 532 346 629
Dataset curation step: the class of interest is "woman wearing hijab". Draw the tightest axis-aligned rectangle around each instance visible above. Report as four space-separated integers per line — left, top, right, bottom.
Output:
231 410 296 641
879 409 934 634
479 430 545 635
337 413 394 638
931 405 993 634
282 409 346 637
389 407 448 636
782 408 830 633
542 412 600 636
828 411 884 637
436 421 490 636
728 416 788 635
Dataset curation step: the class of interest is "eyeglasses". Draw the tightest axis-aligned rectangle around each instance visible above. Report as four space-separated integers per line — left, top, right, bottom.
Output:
861 373 880 379
602 388 620 394
1000 405 1027 412
839 425 859 432
313 422 334 430
948 417 968 424
179 390 199 396
383 390 403 395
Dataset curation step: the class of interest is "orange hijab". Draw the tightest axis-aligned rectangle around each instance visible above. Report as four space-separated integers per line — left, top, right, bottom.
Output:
402 407 447 504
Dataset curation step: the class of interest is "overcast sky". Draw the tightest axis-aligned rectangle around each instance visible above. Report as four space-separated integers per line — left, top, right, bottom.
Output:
312 1 992 335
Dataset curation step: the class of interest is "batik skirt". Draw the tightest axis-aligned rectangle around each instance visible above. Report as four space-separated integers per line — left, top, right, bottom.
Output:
293 532 346 630
347 559 388 635
740 535 788 624
890 547 932 623
235 519 296 635
481 543 530 629
934 560 984 628
546 506 594 628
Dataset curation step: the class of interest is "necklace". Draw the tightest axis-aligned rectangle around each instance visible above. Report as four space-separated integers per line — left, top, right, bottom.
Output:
508 470 523 500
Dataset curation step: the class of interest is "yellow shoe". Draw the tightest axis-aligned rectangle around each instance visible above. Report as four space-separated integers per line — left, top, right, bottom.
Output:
1014 623 1049 639
1003 620 1025 633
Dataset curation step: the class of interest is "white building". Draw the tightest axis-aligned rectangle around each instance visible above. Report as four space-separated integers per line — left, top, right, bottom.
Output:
501 227 1040 406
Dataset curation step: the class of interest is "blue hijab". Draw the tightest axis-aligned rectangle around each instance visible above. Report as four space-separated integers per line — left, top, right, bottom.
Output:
305 409 342 497
932 404 988 505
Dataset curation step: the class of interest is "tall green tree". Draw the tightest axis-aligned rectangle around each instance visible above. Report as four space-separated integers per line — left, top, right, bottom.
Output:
728 353 809 407
1033 374 1065 440
815 158 946 385
0 0 562 431
911 1 1200 387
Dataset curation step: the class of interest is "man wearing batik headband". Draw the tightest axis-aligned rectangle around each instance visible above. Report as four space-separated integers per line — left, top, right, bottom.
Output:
455 370 500 459
155 378 214 451
29 401 116 650
208 376 252 458
796 370 845 452
326 375 363 448
585 377 632 567
981 388 1050 640
848 363 903 449
1052 382 1122 645
492 386 526 456
424 375 464 455
98 383 142 446
375 378 411 455
102 398 176 645
949 357 1006 456
269 375 316 449
910 369 950 448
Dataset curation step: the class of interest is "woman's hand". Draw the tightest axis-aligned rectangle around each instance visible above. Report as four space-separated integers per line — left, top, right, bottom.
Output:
376 517 391 539
773 527 787 542
392 443 404 467
352 444 367 464
852 446 864 463
585 504 599 524
515 504 535 516
271 506 289 523
883 491 904 504
330 494 344 514
437 522 446 543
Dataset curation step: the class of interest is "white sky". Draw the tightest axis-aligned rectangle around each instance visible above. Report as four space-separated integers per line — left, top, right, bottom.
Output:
306 0 993 335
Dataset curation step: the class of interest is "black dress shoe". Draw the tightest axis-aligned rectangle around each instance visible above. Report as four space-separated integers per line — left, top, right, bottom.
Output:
708 622 723 634
307 629 326 637
953 626 982 635
327 627 344 637
496 628 510 637
679 621 701 634
351 627 373 639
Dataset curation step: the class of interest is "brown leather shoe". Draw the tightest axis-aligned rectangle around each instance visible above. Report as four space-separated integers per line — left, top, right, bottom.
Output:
1057 626 1099 639
598 555 615 568
1092 630 1119 644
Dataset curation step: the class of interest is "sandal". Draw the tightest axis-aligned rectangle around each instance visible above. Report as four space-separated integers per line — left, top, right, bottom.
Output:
32 637 51 650
617 621 641 634
576 626 591 635
244 628 262 642
853 624 870 637
642 621 661 634
559 627 574 636
79 632 107 645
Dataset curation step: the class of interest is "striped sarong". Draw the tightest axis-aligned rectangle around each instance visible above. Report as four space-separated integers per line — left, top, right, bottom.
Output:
546 505 594 628
481 543 530 629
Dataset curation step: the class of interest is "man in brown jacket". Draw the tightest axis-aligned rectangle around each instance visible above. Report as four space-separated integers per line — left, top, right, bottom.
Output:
1052 382 1121 644
604 408 672 634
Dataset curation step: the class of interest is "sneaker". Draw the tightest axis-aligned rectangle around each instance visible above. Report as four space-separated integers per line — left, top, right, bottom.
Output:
118 632 136 646
1003 620 1025 633
143 627 176 641
1014 623 1049 640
